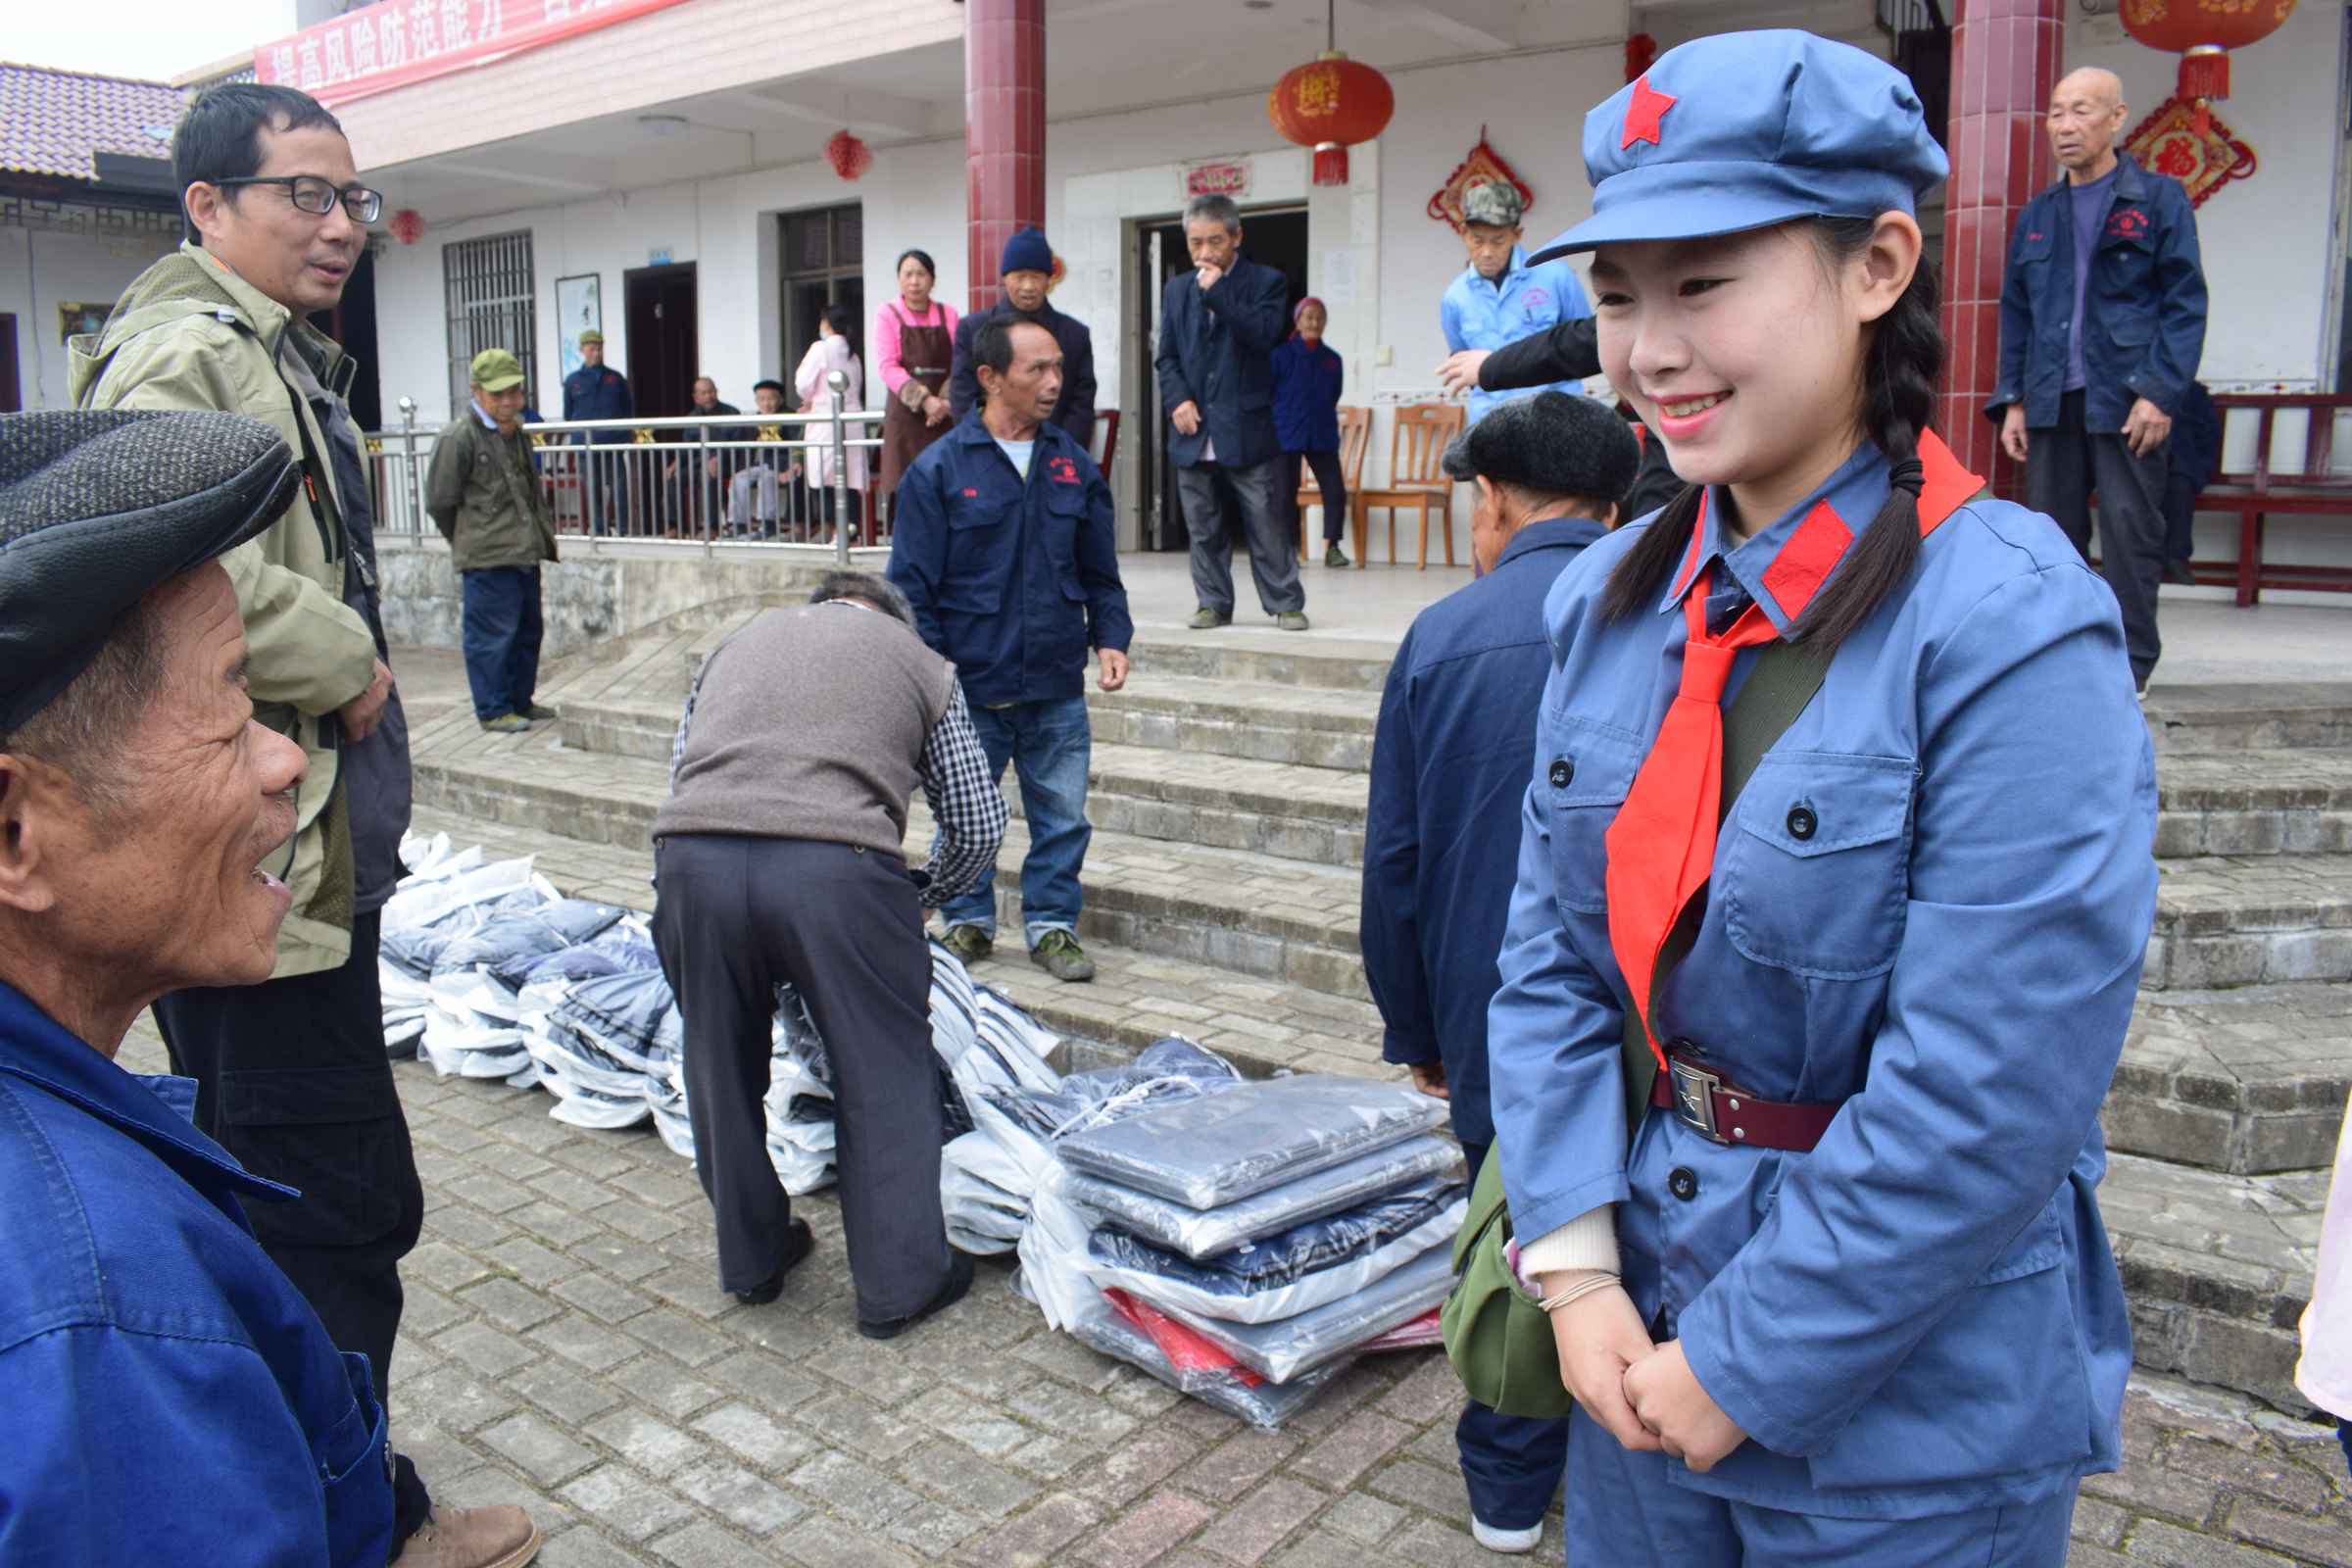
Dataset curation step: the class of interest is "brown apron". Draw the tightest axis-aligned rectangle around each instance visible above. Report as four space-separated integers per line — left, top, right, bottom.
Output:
877 302 954 498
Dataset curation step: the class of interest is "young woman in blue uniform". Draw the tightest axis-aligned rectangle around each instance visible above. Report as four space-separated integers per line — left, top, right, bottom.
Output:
1485 32 2158 1564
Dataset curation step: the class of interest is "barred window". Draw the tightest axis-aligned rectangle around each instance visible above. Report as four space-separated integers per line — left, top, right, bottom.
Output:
444 229 536 416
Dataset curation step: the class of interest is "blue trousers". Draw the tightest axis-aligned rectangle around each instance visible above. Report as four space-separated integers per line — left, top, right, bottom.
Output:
1561 1404 2079 1566
1458 1140 1569 1529
461 566 544 723
939 696 1092 946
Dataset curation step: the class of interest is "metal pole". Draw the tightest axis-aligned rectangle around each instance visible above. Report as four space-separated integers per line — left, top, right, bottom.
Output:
828 368 852 565
698 419 713 557
398 398 422 538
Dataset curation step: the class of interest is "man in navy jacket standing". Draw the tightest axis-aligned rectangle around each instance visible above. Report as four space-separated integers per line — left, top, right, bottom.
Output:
1361 391 1638 1553
1988 66 2205 695
1156 193 1308 631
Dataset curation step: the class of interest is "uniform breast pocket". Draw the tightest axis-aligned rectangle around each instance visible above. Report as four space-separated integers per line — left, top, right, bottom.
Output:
1543 716 1643 916
1720 751 1914 979
1045 484 1087 597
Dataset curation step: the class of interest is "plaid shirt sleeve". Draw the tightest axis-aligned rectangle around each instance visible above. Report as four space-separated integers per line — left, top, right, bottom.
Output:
669 655 709 789
915 680 1006 906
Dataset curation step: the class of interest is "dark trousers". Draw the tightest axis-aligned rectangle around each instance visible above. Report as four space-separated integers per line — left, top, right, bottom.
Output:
1277 449 1349 547
1176 458 1306 615
652 834 953 1322
1458 1140 1569 1528
2025 388 2169 685
461 566 544 722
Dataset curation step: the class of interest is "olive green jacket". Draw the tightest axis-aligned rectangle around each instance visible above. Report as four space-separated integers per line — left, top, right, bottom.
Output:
67 242 378 979
425 411 560 572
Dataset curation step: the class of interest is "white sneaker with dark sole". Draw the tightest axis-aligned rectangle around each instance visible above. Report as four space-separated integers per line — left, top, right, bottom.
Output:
1470 1517 1542 1554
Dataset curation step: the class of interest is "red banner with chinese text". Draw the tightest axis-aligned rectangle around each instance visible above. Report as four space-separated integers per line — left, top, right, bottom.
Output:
253 0 697 110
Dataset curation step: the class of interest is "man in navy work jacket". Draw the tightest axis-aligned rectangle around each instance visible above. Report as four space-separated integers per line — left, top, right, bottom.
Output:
948 226 1098 451
890 317 1132 984
1157 192 1309 631
0 410 424 1565
1989 66 2205 695
563 327 636 533
1360 390 1639 1556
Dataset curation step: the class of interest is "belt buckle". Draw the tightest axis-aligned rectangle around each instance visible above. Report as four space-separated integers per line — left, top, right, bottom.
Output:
1667 1058 1728 1145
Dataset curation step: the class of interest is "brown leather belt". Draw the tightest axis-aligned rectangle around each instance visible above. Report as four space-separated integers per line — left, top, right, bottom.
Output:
1648 1054 1840 1152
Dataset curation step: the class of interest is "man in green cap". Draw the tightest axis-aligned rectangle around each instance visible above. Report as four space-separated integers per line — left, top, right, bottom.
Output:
564 326 635 533
429 348 561 734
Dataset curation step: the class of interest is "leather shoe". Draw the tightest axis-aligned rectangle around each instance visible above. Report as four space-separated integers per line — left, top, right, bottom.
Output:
858 1251 975 1340
389 1503 542 1568
734 1218 815 1305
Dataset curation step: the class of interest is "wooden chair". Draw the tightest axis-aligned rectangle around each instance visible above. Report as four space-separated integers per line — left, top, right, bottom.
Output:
1294 406 1373 562
2192 395 2352 605
1089 409 1121 480
1353 403 1466 568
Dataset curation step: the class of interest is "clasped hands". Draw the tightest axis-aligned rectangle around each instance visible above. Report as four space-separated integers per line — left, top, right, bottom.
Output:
1548 1283 1747 1471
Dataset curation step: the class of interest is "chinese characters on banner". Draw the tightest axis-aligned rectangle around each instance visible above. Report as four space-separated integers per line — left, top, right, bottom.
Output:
255 0 697 109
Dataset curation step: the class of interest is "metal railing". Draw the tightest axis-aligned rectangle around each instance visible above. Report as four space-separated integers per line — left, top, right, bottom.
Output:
364 370 887 564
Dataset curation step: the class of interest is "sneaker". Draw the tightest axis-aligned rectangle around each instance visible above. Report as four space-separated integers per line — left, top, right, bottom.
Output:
1275 611 1311 632
1470 1516 1542 1555
858 1250 976 1341
733 1218 815 1305
1188 608 1233 630
389 1503 543 1568
1029 929 1097 982
521 704 560 721
478 713 531 734
939 923 994 962
1324 544 1349 567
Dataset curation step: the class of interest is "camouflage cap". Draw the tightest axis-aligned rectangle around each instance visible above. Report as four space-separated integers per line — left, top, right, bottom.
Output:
469 348 526 391
1461 181 1525 229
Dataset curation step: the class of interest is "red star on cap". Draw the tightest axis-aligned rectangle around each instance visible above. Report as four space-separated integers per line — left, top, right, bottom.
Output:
1621 74 1676 150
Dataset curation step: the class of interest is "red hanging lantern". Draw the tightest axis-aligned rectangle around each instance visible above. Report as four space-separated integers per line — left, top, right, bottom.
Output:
825 128 872 181
387 208 425 246
1267 0 1394 187
1625 32 1658 83
2119 0 2298 136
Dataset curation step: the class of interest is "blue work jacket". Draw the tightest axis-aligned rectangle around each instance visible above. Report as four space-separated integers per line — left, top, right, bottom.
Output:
1442 248 1593 424
563 363 634 443
1989 155 2207 432
0 981 395 1564
1362 515 1607 1152
887 412 1133 707
1270 337 1344 454
1488 439 2156 1518
1155 255 1290 471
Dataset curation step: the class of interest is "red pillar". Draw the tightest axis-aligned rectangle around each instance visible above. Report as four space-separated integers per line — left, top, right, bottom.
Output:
1938 0 2063 489
965 0 1046 316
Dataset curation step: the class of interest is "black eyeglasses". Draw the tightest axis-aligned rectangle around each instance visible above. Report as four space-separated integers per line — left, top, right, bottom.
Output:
213 175 384 224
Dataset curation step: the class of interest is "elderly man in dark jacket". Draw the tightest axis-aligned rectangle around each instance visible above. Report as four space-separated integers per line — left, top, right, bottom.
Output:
1988 66 2206 695
948 227 1098 450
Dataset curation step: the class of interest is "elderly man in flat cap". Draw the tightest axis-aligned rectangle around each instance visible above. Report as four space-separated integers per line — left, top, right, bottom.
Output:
0 410 532 1566
1359 390 1638 1556
429 348 561 735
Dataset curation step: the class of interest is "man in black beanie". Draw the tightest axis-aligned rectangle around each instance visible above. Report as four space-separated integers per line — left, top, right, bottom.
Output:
947 226 1098 448
1359 389 1638 1556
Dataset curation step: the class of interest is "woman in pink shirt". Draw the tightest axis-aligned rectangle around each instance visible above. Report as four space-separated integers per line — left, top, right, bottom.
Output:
875 248 959 521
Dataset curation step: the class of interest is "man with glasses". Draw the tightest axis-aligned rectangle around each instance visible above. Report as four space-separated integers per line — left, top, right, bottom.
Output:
68 82 539 1568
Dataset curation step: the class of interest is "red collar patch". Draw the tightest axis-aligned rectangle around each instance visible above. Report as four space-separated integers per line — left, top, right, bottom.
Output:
1621 74 1676 151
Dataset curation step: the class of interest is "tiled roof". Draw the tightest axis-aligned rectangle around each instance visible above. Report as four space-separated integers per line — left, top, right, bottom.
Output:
0 62 189 182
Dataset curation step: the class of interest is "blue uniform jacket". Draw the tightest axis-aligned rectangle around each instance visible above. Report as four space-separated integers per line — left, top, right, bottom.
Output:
947 302 1099 451
562 363 634 443
1270 337 1344 454
1989 155 2207 432
1155 255 1290 471
887 412 1133 707
0 981 394 1564
1487 440 2156 1518
1362 516 1606 1152
1441 248 1593 424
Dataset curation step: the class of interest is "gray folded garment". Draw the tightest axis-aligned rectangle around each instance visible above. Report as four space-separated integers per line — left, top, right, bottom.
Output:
1140 1242 1456 1385
1063 1133 1464 1259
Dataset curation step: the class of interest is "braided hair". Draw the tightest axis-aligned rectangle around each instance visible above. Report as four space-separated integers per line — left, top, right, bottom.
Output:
1599 218 1944 657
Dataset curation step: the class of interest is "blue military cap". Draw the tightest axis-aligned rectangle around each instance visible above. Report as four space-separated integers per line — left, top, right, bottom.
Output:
0 410 298 731
1531 30 1946 261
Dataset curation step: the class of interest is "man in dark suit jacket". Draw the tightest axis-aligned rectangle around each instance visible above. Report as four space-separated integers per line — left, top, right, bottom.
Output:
1155 194 1307 631
947 227 1097 450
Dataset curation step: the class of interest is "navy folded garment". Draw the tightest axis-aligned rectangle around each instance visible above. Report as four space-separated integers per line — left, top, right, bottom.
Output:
1066 1133 1465 1260
436 898 627 980
1088 1176 1464 1293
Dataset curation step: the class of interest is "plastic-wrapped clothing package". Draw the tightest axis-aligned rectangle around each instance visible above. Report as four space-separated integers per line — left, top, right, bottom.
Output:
1054 1075 1449 1207
1141 1242 1456 1384
440 899 625 984
1356 1309 1444 1353
1062 1134 1465 1261
1082 1181 1466 1325
1070 1290 1347 1429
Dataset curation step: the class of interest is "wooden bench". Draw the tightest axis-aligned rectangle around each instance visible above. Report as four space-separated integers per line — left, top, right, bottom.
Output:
2194 394 2352 606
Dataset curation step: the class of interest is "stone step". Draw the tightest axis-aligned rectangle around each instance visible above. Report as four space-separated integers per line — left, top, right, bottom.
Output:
2156 749 2352 858
2109 984 2352 1175
2145 855 2352 990
2145 683 2352 756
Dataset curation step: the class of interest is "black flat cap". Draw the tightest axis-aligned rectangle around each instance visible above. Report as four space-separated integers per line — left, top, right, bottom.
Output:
1442 390 1642 510
0 410 301 733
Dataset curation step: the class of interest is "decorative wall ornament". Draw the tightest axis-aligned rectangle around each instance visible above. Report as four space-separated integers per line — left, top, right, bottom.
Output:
826 130 872 181
387 207 425 245
2123 93 2258 209
1625 32 1658 82
1426 129 1534 234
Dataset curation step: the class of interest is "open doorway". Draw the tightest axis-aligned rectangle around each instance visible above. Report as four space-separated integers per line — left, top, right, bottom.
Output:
623 263 700 416
313 246 380 430
1133 205 1309 552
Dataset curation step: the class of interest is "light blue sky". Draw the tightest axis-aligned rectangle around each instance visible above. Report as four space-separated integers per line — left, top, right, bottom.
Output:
9 0 298 80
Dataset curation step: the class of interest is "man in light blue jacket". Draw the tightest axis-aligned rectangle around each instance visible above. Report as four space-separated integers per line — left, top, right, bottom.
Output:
1440 182 1593 424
